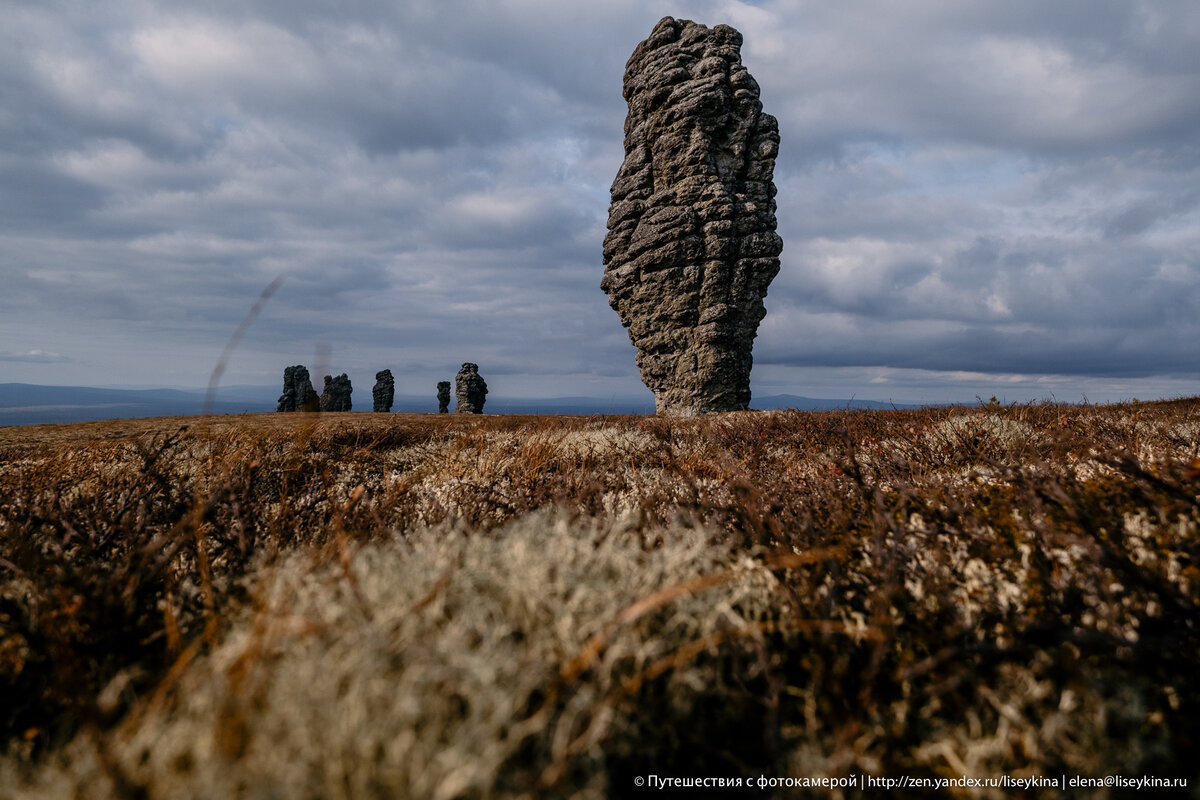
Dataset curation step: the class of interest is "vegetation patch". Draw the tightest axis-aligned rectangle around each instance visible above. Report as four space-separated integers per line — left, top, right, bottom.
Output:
1 400 1197 797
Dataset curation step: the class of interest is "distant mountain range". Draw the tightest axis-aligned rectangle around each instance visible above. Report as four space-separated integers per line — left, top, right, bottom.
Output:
0 384 275 426
0 383 924 426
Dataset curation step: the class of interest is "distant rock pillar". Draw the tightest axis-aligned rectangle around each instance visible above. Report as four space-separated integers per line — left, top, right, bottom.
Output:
277 366 299 412
320 373 353 412
454 363 488 414
601 16 783 415
372 369 394 412
437 381 451 413
277 365 319 412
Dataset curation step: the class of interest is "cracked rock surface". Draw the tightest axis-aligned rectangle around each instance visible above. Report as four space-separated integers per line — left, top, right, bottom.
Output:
277 365 319 412
372 370 394 413
454 364 487 414
602 16 782 415
320 373 353 412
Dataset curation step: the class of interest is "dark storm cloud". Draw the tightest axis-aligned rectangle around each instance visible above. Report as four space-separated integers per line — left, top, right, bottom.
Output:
736 0 1200 395
758 315 1198 379
0 0 1196 401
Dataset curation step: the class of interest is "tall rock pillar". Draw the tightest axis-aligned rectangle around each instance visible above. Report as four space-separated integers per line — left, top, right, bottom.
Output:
601 16 782 415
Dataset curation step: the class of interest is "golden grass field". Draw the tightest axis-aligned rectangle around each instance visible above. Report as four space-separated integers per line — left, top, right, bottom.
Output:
1 400 1198 797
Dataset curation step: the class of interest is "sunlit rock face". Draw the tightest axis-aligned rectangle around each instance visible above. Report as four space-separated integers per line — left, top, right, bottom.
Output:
602 16 782 416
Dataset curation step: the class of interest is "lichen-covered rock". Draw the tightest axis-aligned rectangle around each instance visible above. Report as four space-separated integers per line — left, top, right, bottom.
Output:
277 365 319 412
454 364 488 414
601 16 782 415
437 381 451 414
372 370 394 413
320 373 353 412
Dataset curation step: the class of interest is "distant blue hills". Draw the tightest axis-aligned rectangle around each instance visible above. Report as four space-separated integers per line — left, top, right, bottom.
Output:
0 383 922 426
0 383 276 426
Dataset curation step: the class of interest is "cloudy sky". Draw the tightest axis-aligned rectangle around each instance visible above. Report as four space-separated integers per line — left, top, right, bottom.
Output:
2 0 1197 405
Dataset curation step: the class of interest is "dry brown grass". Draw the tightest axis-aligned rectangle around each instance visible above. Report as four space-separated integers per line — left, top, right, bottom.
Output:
1 399 1198 797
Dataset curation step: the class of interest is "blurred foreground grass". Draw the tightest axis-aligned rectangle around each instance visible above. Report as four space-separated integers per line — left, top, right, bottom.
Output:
1 400 1197 797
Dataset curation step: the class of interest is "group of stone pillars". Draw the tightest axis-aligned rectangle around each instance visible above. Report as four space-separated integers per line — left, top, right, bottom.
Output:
275 365 351 412
277 363 487 414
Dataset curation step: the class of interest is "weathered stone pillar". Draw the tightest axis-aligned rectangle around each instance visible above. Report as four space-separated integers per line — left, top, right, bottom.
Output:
454 363 488 414
601 17 782 415
320 373 353 412
372 369 394 412
277 365 319 412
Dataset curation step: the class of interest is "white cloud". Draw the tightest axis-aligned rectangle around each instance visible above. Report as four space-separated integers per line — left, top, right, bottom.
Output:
0 350 69 364
131 18 319 93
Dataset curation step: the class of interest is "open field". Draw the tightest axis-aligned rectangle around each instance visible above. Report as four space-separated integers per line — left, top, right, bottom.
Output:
1 400 1198 797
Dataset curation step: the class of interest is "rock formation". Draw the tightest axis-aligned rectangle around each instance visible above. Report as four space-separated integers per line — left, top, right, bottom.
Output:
454 363 488 414
320 373 353 412
601 16 783 415
437 381 451 414
277 365 319 412
372 369 394 413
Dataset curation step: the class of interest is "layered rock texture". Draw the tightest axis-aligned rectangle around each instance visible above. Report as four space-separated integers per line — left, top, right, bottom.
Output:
372 370 394 413
276 365 319 412
437 381 452 414
320 374 353 412
601 16 783 415
454 364 487 414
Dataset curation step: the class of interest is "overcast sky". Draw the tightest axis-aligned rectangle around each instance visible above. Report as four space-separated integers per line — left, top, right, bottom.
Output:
2 0 1197 405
